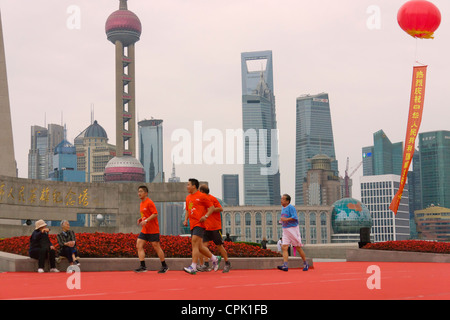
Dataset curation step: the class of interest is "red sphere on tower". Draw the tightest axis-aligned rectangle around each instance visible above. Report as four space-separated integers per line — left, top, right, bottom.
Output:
105 0 142 46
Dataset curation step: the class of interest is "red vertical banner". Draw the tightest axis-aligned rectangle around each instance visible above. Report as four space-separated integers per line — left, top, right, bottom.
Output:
390 66 427 214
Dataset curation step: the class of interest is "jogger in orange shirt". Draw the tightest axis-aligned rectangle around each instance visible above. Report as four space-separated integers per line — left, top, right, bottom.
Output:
134 185 168 273
198 184 231 273
183 179 221 274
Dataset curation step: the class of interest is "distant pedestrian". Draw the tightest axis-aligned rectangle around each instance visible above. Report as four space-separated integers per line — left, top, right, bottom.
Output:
277 194 309 272
277 238 282 252
224 233 233 242
261 237 268 250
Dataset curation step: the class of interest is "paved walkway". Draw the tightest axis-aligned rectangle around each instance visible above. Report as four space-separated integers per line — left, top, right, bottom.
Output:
1 262 448 300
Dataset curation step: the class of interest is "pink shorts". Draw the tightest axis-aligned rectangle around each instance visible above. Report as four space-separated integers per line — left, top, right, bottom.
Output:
282 227 303 247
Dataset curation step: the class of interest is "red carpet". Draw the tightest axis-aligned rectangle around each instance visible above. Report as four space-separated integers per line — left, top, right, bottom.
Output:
1 262 449 300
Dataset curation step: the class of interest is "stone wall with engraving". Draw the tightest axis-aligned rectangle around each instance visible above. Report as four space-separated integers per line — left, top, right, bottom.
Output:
0 175 187 237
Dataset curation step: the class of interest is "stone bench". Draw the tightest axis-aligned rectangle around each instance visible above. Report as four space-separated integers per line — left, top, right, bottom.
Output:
0 251 313 272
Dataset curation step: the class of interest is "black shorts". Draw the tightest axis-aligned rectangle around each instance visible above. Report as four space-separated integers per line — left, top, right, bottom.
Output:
138 232 160 242
191 226 205 238
203 229 224 245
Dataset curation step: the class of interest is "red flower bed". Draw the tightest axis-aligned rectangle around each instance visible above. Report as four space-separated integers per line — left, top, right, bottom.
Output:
0 232 281 258
363 240 450 254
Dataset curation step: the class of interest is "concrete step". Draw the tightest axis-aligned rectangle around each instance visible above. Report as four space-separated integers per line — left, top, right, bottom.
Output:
0 251 313 272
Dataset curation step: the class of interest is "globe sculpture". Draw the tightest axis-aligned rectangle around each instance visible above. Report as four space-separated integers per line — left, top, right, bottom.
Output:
331 198 372 234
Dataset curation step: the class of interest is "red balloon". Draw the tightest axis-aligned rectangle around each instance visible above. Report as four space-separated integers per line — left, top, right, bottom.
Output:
397 0 441 39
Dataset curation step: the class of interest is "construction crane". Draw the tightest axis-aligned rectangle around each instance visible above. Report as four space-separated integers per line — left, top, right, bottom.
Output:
344 157 363 198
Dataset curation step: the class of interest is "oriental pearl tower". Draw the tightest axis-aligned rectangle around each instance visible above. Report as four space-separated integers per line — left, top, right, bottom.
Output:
104 0 145 182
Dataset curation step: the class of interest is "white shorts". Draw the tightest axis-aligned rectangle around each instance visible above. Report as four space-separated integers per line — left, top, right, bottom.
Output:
282 227 303 247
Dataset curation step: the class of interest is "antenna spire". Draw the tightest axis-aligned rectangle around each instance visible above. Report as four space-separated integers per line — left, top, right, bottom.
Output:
119 0 128 10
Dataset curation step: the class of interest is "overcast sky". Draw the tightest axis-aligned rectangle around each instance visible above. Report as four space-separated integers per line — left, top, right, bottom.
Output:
1 0 449 204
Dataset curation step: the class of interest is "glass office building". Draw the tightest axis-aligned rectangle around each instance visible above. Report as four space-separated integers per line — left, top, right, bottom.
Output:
361 129 410 240
222 174 240 206
138 119 164 183
419 130 450 208
49 139 85 182
295 93 338 205
28 124 64 180
241 50 280 206
362 129 403 176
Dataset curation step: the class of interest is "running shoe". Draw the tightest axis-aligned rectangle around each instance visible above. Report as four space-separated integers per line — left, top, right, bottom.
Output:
277 265 288 272
212 256 222 272
203 262 212 272
183 266 197 275
222 261 231 273
196 265 207 272
303 262 309 271
134 266 147 273
158 266 169 274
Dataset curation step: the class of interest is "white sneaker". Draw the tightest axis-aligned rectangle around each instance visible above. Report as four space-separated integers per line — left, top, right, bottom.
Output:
212 256 222 272
49 268 60 273
183 266 197 275
37 268 44 273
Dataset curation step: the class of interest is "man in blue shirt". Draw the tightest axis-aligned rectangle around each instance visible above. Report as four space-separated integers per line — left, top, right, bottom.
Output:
277 194 309 271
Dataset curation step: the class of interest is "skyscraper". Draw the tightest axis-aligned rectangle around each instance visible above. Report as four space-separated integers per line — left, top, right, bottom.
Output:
419 130 450 208
241 50 280 206
104 0 145 182
362 129 403 176
28 124 64 180
222 174 239 206
303 154 340 206
360 129 413 240
295 93 338 205
168 160 180 183
75 120 115 183
165 161 183 235
361 174 410 242
49 139 85 182
138 119 164 183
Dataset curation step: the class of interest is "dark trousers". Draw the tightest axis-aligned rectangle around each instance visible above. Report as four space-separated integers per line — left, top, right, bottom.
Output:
29 247 56 269
60 246 77 263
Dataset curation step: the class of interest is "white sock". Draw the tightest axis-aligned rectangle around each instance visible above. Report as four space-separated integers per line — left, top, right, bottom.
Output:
191 263 197 271
211 255 217 262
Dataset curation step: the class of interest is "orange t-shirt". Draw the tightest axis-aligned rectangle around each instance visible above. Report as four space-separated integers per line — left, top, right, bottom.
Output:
204 194 222 231
185 191 213 230
140 197 159 234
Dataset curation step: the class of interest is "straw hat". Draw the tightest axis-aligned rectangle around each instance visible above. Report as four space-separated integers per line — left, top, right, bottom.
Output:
34 219 47 230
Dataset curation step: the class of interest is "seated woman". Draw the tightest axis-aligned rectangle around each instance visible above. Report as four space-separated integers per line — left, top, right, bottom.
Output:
57 220 80 266
29 220 59 273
